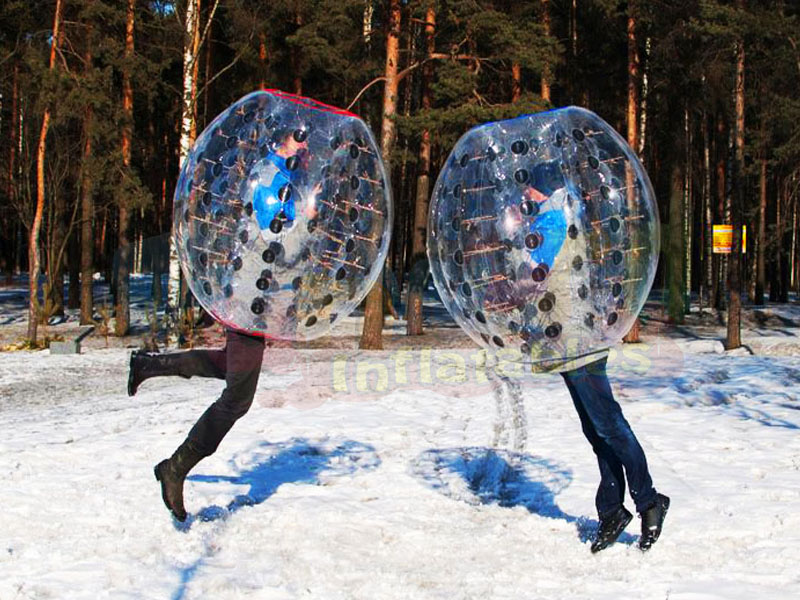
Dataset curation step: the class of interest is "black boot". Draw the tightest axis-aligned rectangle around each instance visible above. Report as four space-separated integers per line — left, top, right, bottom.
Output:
128 350 189 396
638 493 670 551
591 506 633 553
154 440 205 521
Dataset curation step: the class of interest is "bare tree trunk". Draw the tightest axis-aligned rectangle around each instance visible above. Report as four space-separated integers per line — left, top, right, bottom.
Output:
638 37 650 157
702 108 713 307
115 0 135 336
755 155 767 304
540 0 551 102
713 112 726 309
406 2 435 337
668 158 686 324
726 29 745 350
624 4 642 342
27 0 63 344
5 62 19 284
684 105 692 312
360 0 401 350
79 93 94 324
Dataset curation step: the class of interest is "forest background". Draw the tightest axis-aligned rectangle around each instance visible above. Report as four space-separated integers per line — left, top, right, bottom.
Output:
1 0 798 350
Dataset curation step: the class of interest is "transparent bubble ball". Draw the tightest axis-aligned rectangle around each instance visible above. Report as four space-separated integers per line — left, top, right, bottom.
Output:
173 90 392 340
427 107 660 366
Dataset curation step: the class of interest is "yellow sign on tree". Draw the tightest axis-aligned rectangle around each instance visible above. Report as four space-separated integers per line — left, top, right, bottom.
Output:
712 225 747 254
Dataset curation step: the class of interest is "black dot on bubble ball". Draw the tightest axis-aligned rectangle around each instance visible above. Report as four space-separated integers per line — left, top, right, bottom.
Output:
262 249 275 263
183 209 191 223
336 267 347 281
612 250 624 265
514 169 530 184
607 312 619 326
475 311 486 324
532 266 549 282
462 282 472 297
509 321 519 334
538 296 554 312
487 147 497 161
330 137 340 150
520 200 538 217
568 224 579 240
600 185 611 200
244 110 255 123
451 217 460 231
256 277 269 291
572 255 583 271
587 156 599 170
609 217 621 232
293 129 308 143
330 313 338 323
260 144 269 157
286 156 299 171
199 253 208 267
616 297 625 309
200 223 209 238
239 230 249 244
349 144 359 159
454 250 464 265
346 239 356 253
462 308 471 320
578 284 588 300
525 233 542 250
350 175 360 190
307 220 317 234
449 280 457 292
545 323 562 339
555 133 563 146
306 315 317 327
322 294 333 306
224 284 234 298
511 140 528 155
212 162 223 177
585 313 595 328
202 281 212 296
480 333 490 344
292 277 302 290
261 268 272 279
213 238 225 252
225 135 238 149
270 219 283 234
349 207 359 223
278 184 292 203
202 192 212 207
612 282 622 297
233 256 243 271
219 179 229 193
572 128 586 142
245 202 253 217
521 343 531 355
286 306 297 318
301 248 311 262
453 184 462 197
460 154 469 168
251 298 265 315
493 336 505 348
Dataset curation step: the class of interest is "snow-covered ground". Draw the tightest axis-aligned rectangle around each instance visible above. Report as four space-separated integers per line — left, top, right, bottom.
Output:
2 275 800 599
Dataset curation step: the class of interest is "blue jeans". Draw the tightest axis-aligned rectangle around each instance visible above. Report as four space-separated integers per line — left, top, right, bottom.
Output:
561 357 657 516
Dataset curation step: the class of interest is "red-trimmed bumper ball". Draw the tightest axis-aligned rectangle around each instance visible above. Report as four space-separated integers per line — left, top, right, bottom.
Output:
173 90 392 340
427 107 660 367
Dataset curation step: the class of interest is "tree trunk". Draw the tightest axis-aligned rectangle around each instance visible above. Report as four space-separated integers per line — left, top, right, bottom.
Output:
780 180 791 302
702 108 713 308
27 0 64 345
624 4 641 342
406 2 435 337
755 155 767 304
668 158 685 324
684 106 692 313
726 31 745 350
67 229 80 309
115 0 135 336
360 0 401 350
713 112 726 309
168 0 201 345
540 0 551 102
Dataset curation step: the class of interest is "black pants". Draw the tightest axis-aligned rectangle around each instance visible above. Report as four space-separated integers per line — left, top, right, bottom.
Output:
160 329 266 456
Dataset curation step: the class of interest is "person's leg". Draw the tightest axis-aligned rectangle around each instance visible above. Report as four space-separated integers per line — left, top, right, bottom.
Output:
562 357 657 514
562 372 627 518
155 329 265 521
185 329 266 457
128 346 227 396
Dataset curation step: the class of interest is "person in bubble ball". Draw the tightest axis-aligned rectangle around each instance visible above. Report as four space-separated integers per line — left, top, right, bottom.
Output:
518 177 670 553
127 131 310 523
